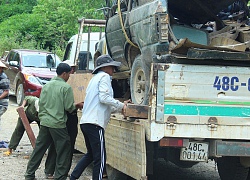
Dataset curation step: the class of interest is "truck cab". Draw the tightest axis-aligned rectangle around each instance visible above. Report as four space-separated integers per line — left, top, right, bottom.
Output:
63 32 105 70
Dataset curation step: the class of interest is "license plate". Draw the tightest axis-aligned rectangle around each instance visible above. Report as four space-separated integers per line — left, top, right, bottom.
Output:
180 142 208 162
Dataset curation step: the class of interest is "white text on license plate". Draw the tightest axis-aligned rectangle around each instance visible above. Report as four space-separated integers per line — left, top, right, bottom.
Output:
180 142 208 162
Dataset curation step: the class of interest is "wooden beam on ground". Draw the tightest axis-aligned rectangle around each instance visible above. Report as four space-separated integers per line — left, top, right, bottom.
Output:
16 107 36 148
124 104 149 119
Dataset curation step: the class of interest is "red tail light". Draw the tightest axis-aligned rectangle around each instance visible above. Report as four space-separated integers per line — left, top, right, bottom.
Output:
159 138 188 147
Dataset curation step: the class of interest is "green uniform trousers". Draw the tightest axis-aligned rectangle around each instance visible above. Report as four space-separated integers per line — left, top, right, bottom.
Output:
25 125 71 180
8 116 40 150
44 112 78 175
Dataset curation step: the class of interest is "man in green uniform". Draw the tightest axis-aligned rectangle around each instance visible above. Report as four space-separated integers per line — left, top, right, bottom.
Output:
4 96 39 155
25 63 83 180
43 60 80 178
44 60 80 178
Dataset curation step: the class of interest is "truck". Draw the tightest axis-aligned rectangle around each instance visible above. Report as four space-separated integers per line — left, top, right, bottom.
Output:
63 19 105 70
67 0 250 179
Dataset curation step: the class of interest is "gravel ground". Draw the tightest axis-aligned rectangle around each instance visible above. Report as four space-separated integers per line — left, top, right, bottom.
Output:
0 96 91 180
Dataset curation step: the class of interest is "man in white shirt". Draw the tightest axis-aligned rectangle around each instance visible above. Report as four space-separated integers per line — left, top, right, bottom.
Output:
70 55 130 180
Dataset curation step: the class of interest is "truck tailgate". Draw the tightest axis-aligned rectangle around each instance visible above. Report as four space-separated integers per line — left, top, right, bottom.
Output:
151 63 250 141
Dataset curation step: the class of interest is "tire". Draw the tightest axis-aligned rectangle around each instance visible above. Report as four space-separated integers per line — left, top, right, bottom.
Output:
217 156 249 180
16 83 24 106
130 55 150 105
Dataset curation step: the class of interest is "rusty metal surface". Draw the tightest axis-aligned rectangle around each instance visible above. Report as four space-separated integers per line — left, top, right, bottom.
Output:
162 121 250 140
215 141 250 156
187 48 250 60
77 18 106 27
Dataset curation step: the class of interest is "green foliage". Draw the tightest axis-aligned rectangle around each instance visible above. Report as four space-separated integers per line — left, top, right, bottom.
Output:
0 13 43 53
0 0 37 5
0 0 105 58
0 4 34 23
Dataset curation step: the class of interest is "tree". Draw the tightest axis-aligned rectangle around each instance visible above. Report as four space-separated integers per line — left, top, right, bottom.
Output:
0 0 105 58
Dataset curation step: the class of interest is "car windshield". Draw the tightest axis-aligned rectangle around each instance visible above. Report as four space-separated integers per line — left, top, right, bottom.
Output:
22 53 61 68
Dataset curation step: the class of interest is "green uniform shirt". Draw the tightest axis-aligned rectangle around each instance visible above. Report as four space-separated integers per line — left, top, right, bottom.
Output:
24 96 39 121
39 76 76 128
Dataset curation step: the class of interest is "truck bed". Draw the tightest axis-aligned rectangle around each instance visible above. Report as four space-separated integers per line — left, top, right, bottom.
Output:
149 63 250 141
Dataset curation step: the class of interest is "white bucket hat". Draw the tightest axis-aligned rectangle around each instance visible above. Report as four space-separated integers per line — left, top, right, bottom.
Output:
62 60 78 67
92 55 121 74
0 61 7 69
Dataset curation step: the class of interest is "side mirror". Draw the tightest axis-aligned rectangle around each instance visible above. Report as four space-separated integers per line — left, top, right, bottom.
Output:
9 61 19 66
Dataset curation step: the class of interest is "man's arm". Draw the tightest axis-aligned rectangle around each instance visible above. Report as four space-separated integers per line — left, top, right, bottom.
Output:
99 75 124 111
64 86 77 113
75 102 84 110
0 89 8 99
20 99 27 108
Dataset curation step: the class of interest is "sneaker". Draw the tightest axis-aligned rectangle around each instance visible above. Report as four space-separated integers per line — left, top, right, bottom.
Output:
103 173 108 178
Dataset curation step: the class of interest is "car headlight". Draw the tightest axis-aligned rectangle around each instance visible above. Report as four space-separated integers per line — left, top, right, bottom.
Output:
23 74 43 86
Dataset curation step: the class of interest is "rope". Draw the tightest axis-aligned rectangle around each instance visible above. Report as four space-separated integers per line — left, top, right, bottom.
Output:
117 0 138 48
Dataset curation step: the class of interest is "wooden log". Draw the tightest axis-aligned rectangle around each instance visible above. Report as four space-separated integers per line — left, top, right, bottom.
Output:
16 107 36 148
124 104 149 119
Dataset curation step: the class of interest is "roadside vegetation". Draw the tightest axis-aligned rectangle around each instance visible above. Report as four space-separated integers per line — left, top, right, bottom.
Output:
0 0 104 58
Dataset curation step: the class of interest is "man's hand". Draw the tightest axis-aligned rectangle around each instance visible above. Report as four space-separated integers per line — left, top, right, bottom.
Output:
124 99 132 105
122 99 131 116
75 102 84 110
16 101 26 112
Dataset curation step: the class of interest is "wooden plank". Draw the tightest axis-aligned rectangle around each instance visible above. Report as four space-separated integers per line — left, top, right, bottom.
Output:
16 107 36 148
67 73 93 103
124 104 149 119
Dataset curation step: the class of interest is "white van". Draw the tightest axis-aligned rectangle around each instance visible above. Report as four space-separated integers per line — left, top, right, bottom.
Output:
63 32 104 70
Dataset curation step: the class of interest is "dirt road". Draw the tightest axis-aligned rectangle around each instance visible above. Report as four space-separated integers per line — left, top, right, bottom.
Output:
0 96 221 180
0 96 91 180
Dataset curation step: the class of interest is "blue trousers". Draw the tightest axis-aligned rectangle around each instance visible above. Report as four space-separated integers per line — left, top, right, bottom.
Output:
70 123 106 180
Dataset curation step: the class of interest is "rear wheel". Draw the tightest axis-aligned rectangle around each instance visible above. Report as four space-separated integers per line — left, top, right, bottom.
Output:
130 55 150 105
217 156 249 180
16 83 24 106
